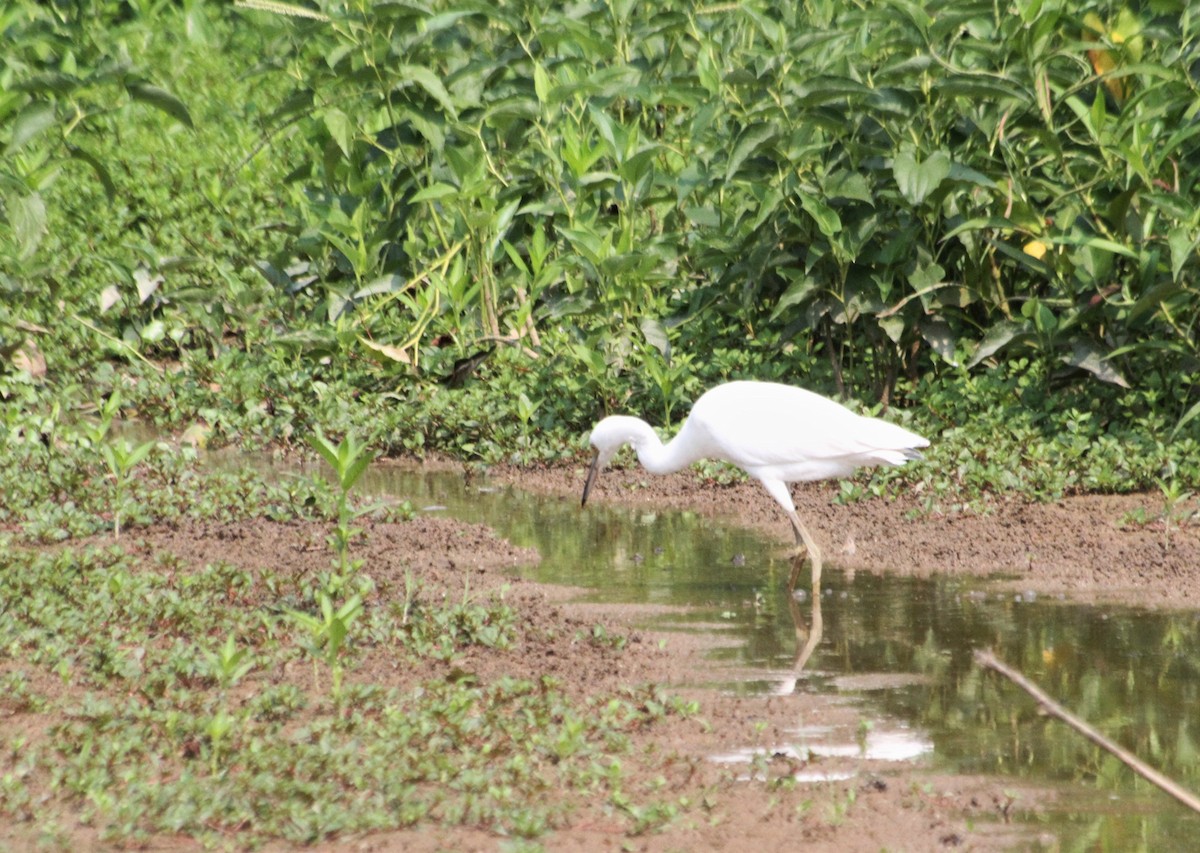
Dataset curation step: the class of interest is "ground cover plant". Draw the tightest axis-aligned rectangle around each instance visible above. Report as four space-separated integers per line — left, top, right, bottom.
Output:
0 418 711 848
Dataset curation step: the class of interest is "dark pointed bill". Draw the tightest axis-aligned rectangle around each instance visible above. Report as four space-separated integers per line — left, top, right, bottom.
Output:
581 449 601 507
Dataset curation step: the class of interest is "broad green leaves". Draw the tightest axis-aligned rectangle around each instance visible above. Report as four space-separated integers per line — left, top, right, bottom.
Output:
6 192 47 260
249 0 1200 404
893 149 951 206
10 0 1196 441
125 81 194 128
5 102 57 153
1 1 194 291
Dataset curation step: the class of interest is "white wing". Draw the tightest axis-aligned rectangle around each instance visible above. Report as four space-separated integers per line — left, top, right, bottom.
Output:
687 382 927 481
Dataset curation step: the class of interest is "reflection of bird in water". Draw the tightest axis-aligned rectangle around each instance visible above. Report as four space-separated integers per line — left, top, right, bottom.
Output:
769 589 825 695
582 380 929 592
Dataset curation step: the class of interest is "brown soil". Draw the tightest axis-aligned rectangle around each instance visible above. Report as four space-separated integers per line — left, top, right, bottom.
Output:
8 459 1197 852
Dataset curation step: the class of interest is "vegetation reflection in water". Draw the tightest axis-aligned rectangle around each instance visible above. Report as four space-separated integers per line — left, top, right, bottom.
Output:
365 465 1200 847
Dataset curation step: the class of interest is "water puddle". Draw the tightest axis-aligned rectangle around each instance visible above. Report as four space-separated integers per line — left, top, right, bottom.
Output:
231 458 1200 847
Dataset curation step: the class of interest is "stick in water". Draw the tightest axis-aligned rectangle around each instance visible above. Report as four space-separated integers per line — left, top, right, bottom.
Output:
974 648 1200 815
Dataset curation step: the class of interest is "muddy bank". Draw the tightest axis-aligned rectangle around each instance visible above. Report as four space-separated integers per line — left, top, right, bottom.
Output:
2 506 1029 852
17 453 1193 851
489 461 1200 609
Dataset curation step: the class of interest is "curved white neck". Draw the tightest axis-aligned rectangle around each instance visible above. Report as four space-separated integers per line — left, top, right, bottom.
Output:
626 420 699 475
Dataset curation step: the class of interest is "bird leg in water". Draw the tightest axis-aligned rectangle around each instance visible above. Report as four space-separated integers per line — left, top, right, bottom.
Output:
785 510 823 592
787 587 824 675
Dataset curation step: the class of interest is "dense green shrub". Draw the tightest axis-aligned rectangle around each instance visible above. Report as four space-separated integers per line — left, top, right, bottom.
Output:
2 0 1198 493
238 0 1199 409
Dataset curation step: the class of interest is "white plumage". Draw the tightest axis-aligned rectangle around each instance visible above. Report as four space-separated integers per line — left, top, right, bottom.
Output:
581 380 929 590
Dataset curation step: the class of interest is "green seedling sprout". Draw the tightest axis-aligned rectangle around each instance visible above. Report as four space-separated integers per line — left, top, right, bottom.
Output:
206 709 235 774
205 634 254 690
308 428 376 594
288 591 363 699
1156 473 1194 552
89 391 157 538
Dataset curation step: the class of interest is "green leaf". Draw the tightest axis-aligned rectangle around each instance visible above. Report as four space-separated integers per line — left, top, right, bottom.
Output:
769 273 819 322
354 276 405 299
396 64 458 119
920 318 958 365
1022 299 1056 334
893 148 951 205
724 124 777 182
934 75 1025 102
501 239 530 275
140 319 166 343
308 430 341 472
908 262 945 290
1062 341 1129 388
1060 235 1138 260
587 105 623 162
123 439 156 469
8 192 47 259
799 193 842 238
640 317 669 359
824 171 873 203
126 81 194 128
946 162 996 188
1168 226 1194 282
342 452 372 492
967 322 1031 367
533 61 551 103
337 594 363 624
878 313 906 343
684 206 721 228
792 75 872 106
323 108 354 157
943 216 1019 241
1129 280 1183 324
422 10 474 34
1173 400 1200 439
410 182 458 203
67 145 117 197
6 102 56 153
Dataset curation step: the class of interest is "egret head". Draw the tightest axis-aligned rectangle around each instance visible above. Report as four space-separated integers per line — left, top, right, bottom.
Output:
581 416 654 507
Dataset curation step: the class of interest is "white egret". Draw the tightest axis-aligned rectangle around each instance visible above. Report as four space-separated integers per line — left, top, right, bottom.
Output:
581 380 929 590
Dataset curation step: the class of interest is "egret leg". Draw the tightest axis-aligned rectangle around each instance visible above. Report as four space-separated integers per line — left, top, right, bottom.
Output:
786 585 824 675
756 478 823 592
785 510 823 593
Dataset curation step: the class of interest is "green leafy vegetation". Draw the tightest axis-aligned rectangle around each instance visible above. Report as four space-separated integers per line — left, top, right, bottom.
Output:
0 544 689 845
0 420 697 846
0 0 1196 503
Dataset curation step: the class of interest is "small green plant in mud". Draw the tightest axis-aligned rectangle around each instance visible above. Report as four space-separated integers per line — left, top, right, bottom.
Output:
856 717 874 754
84 391 158 538
584 623 628 651
204 634 254 690
99 435 157 537
614 793 679 836
826 786 857 827
1156 473 1196 551
390 578 516 661
308 428 376 594
287 590 364 698
286 429 375 697
1119 473 1198 550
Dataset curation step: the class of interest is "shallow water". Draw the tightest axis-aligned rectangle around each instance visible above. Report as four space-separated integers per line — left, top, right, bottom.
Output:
355 464 1200 848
